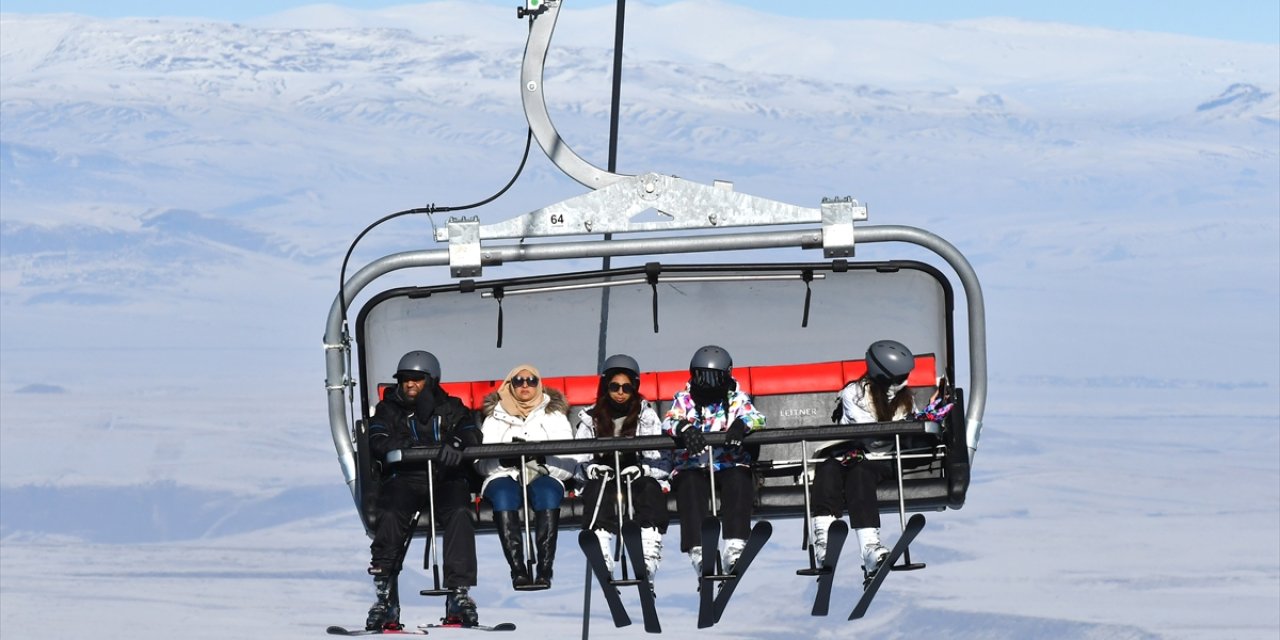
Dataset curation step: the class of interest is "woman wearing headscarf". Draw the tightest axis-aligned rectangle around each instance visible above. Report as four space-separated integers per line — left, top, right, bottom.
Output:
476 364 577 589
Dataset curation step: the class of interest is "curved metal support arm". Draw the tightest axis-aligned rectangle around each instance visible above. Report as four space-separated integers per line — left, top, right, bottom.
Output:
522 0 628 189
857 226 987 462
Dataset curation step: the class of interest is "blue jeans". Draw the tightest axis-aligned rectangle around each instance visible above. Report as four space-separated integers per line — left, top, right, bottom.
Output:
484 475 564 512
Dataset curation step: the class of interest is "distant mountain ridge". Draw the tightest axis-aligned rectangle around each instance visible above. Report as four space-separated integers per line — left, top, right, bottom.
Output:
0 5 1276 384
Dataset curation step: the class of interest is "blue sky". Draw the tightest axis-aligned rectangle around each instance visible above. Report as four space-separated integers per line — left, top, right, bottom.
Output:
2 0 1277 44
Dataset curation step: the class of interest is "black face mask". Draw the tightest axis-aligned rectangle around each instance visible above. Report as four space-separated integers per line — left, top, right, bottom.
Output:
690 368 729 391
413 383 438 419
690 369 731 406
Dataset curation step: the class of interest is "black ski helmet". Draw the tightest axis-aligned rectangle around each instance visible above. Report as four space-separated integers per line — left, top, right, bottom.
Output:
601 353 641 379
394 350 441 381
689 345 732 390
865 340 914 386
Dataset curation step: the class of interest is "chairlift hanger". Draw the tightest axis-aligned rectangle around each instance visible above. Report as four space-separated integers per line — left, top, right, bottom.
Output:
322 0 989 518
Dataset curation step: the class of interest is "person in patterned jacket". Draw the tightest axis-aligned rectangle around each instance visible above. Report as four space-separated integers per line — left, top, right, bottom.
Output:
662 345 766 578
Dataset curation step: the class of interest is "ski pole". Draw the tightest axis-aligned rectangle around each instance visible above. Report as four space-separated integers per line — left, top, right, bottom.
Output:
422 458 448 595
893 433 922 569
518 452 536 582
800 442 817 570
894 435 907 534
706 438 717 518
391 508 421 610
586 467 611 531
427 460 440 581
613 449 629 580
624 464 635 522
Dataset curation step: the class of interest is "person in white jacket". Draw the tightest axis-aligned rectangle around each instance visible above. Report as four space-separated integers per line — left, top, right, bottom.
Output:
809 340 918 577
476 364 577 589
574 354 671 583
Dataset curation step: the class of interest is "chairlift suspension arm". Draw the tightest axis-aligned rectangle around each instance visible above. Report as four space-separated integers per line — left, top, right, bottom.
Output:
521 0 627 190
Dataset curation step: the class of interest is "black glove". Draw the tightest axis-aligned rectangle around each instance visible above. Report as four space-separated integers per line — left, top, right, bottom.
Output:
724 417 748 451
672 420 707 454
617 451 639 469
437 434 465 467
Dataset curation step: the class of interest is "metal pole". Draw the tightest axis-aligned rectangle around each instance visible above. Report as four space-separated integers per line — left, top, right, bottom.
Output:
800 443 816 569
613 450 628 579
518 455 536 581
427 459 443 592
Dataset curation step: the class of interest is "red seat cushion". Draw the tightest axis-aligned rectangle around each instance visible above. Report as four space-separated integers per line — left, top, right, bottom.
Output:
388 354 940 411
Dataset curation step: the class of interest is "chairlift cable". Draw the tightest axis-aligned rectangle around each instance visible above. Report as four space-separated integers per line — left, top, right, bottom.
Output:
336 128 535 325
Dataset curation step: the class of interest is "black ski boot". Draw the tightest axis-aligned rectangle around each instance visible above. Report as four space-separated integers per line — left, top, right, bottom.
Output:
365 574 402 631
532 509 560 588
494 510 532 589
444 587 480 627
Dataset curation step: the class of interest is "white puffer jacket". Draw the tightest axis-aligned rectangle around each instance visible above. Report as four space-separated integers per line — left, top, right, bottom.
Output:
476 388 581 494
814 379 917 458
572 399 671 483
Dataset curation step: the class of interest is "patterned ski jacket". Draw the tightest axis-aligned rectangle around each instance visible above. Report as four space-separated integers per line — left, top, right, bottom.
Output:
661 381 766 475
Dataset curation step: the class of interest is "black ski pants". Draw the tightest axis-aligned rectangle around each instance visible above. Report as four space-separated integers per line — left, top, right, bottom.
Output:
811 457 893 529
579 475 670 534
673 466 754 552
370 470 476 588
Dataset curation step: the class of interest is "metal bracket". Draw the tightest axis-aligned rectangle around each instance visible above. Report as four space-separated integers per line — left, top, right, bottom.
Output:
437 174 866 275
821 196 862 258
447 216 483 278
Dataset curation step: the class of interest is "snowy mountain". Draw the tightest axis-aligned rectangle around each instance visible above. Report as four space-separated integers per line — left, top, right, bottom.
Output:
0 3 1277 639
2 4 1275 346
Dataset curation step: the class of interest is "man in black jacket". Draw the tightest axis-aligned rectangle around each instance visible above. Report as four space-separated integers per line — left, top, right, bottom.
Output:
365 350 482 630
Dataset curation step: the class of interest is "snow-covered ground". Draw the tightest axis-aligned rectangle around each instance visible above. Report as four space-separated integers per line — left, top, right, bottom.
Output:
2 364 1276 638
1 2 1277 638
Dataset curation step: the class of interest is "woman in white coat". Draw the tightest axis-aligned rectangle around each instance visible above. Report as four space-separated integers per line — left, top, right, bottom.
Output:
574 354 671 582
809 340 918 578
476 364 577 589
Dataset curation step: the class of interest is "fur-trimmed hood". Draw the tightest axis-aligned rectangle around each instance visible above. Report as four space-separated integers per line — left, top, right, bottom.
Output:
482 386 568 418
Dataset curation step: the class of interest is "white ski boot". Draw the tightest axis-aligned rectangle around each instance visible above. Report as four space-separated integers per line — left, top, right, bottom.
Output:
810 514 835 566
723 538 747 573
594 528 616 572
640 526 663 579
855 527 888 575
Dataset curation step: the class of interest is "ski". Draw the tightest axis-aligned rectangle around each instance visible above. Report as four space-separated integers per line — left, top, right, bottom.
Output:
326 625 428 636
577 529 633 628
621 521 661 633
710 520 773 624
811 519 849 616
848 513 926 620
695 516 721 629
418 622 517 632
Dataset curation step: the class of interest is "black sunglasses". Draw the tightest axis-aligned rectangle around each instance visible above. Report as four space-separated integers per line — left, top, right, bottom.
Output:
607 382 635 394
511 375 540 388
